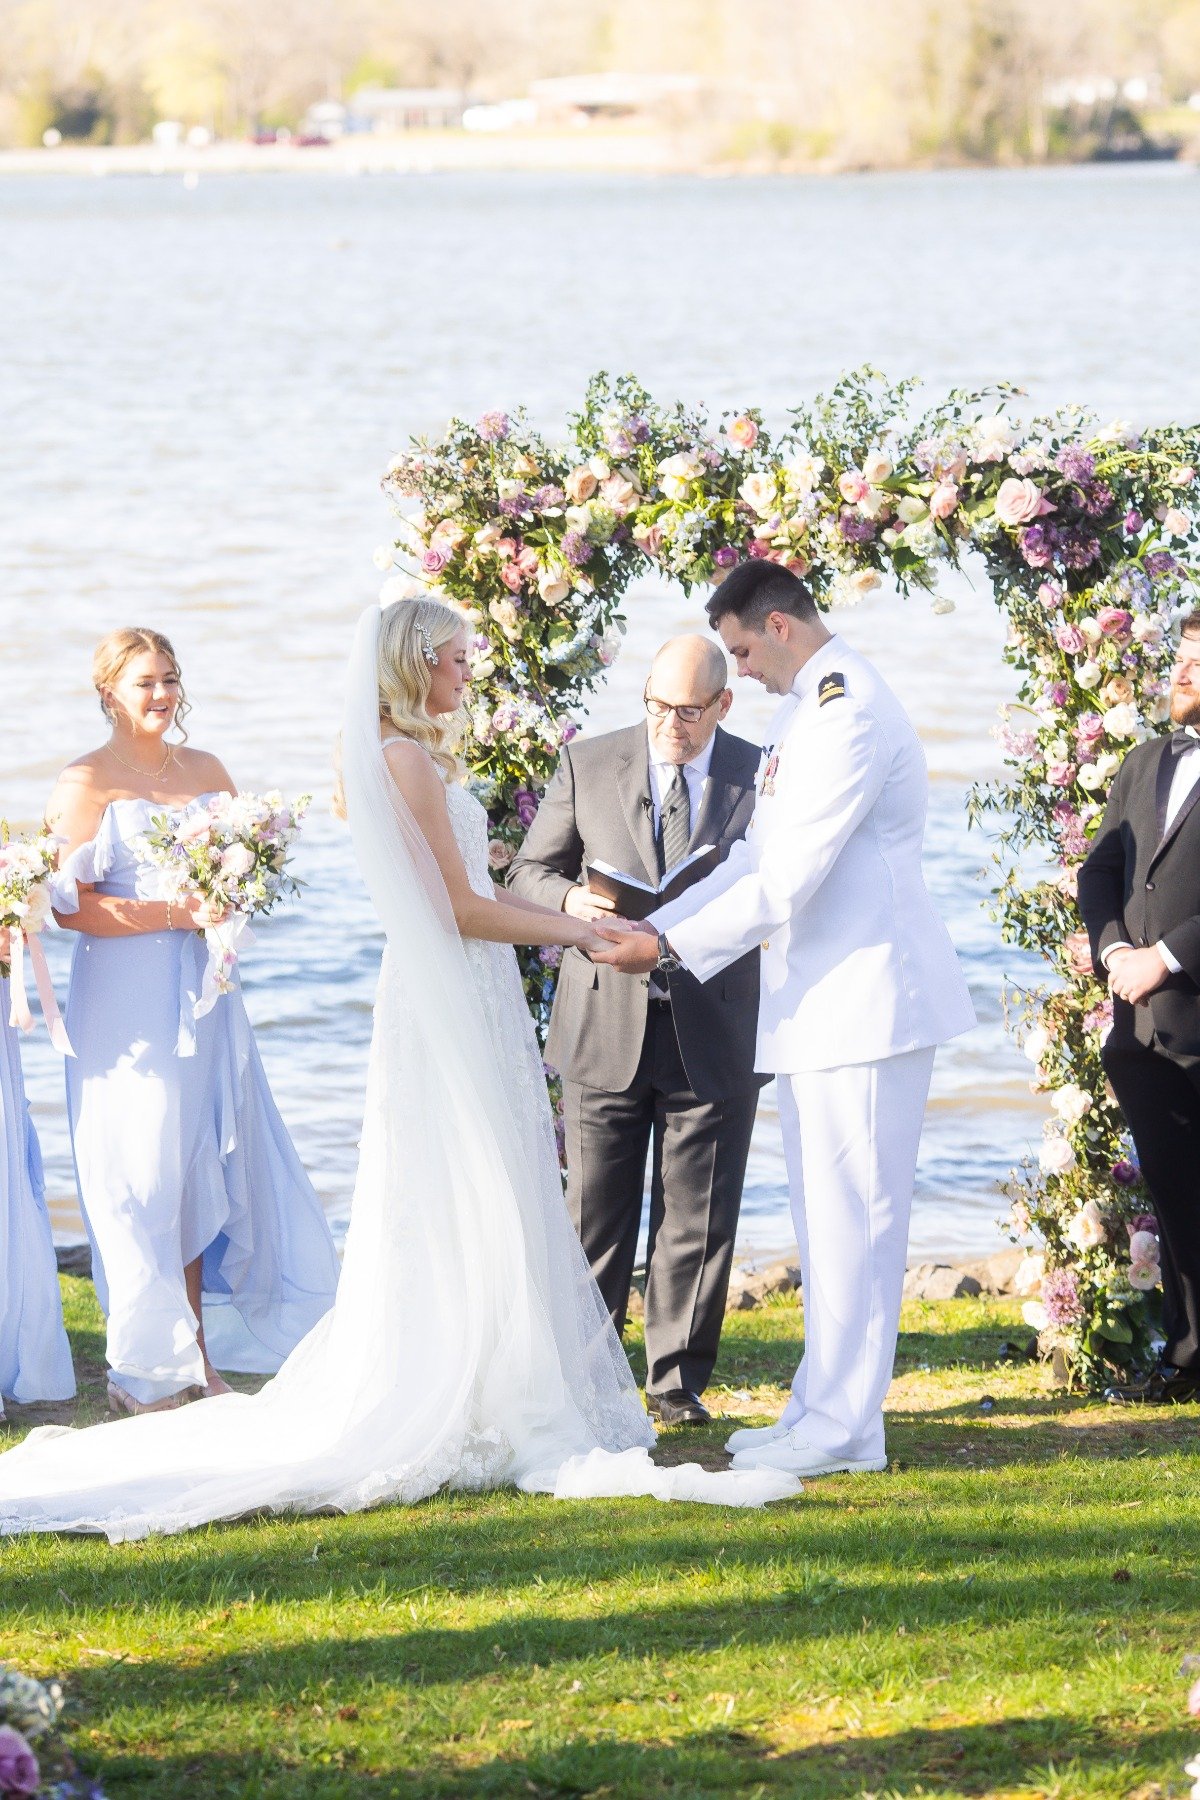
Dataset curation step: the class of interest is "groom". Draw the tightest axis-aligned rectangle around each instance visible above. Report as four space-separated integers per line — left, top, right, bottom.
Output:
593 562 975 1477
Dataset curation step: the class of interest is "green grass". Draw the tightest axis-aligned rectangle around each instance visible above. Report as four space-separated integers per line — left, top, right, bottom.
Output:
2 1278 1199 1798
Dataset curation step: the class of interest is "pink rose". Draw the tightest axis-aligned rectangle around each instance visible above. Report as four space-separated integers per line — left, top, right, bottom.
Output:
995 477 1045 527
837 471 870 505
1054 623 1086 654
1046 761 1076 787
486 839 514 870
495 537 518 560
728 415 759 449
515 545 541 577
500 563 524 593
1097 607 1132 637
929 482 959 520
633 522 665 557
0 1729 39 1796
421 546 448 575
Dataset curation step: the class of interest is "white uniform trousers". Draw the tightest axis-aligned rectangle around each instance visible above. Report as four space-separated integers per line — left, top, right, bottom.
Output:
775 1046 935 1458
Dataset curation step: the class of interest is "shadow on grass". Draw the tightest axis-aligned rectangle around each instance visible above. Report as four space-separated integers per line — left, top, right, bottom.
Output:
68 1716 1192 1798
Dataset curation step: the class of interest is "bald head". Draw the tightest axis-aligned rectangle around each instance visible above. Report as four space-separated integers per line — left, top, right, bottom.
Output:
644 634 733 765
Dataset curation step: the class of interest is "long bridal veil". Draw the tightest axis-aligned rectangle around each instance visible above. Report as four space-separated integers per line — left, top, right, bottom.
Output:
0 607 797 1539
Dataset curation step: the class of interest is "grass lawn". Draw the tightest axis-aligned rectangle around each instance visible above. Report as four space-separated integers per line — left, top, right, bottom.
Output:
2 1277 1199 1798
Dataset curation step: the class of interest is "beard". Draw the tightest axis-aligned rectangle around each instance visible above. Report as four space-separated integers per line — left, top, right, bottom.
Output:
1170 686 1200 728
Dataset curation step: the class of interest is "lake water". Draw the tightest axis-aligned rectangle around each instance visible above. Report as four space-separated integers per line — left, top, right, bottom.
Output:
2 163 1198 1260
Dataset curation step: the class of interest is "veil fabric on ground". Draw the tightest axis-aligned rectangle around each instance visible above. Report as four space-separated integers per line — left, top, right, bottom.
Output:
0 607 797 1539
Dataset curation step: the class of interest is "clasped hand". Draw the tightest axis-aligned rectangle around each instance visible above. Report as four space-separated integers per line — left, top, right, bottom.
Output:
586 918 660 973
1107 945 1169 1005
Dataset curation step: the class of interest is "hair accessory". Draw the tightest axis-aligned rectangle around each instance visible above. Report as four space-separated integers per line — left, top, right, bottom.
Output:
418 622 439 667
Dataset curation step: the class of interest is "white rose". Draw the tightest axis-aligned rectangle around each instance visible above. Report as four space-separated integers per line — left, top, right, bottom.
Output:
372 543 396 571
1077 762 1104 791
1131 615 1164 646
994 477 1044 527
1022 1300 1050 1331
537 570 571 605
1013 1252 1046 1295
1065 1199 1106 1251
1051 1083 1092 1123
380 572 423 605
739 473 777 517
896 496 927 524
931 596 957 616
21 885 51 932
784 453 824 493
1128 1229 1159 1264
220 843 256 880
1075 660 1102 691
861 449 893 485
858 486 891 521
1038 1135 1077 1176
564 504 594 536
1102 704 1139 740
1163 507 1190 538
973 413 1018 460
1078 617 1103 644
1096 418 1139 448
486 839 514 870
587 455 611 480
1147 694 1172 724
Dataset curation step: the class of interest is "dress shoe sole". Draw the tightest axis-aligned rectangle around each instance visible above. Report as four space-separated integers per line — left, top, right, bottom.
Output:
731 1452 888 1477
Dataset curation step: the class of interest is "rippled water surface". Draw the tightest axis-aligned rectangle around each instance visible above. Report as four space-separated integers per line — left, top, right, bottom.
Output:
3 164 1198 1258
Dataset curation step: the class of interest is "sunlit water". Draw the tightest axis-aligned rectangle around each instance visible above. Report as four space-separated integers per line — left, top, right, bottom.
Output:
2 164 1198 1259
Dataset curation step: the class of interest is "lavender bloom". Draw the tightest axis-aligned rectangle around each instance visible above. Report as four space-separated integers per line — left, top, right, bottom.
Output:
514 789 539 828
630 415 650 444
913 439 937 475
1062 532 1101 570
1123 508 1144 534
605 428 635 457
499 492 532 517
1146 551 1179 577
1043 1266 1085 1328
562 530 593 567
1056 446 1096 483
532 485 566 510
478 410 510 443
838 508 876 544
1018 523 1058 568
714 545 739 568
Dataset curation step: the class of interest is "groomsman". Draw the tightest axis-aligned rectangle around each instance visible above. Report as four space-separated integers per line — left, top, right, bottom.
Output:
1078 612 1200 1404
508 636 764 1425
593 563 976 1477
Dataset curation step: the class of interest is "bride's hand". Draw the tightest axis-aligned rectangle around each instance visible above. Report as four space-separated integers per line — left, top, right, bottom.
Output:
574 918 633 959
181 895 233 929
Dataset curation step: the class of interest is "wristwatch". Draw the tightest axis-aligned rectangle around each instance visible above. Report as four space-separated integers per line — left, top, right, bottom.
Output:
656 932 683 976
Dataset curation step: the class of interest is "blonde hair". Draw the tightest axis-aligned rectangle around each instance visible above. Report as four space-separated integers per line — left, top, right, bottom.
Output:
332 598 468 818
92 627 190 742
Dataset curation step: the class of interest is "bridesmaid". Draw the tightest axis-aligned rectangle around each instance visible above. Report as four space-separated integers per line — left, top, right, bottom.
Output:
47 627 339 1416
0 928 75 1420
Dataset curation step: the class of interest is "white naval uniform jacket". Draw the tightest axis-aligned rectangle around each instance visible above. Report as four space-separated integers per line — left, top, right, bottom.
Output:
650 635 976 1075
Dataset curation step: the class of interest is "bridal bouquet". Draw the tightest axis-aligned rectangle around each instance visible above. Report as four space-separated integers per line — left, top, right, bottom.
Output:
137 791 310 1018
0 824 73 1053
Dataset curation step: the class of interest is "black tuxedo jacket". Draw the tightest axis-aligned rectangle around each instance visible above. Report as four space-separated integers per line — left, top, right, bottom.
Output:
1077 735 1200 1061
507 721 764 1101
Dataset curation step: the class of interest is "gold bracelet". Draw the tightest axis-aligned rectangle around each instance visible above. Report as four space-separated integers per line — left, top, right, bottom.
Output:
166 899 174 932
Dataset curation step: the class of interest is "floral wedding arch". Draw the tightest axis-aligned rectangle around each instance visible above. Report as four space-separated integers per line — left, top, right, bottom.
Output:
379 370 1200 1393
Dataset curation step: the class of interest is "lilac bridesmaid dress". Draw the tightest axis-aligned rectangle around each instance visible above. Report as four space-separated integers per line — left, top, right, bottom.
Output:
54 795 339 1405
0 977 74 1406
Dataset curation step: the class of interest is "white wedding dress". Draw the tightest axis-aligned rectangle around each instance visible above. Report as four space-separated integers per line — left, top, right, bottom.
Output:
0 609 798 1540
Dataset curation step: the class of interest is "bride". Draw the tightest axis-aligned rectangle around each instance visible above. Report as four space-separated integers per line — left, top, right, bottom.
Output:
0 601 797 1538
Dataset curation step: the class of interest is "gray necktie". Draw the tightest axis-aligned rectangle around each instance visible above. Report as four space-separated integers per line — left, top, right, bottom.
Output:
659 766 691 875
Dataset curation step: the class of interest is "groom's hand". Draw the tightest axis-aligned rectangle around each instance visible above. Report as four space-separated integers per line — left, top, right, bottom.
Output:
590 920 660 974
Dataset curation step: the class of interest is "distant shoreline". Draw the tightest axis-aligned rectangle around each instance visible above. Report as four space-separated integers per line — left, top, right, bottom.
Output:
2 134 1196 181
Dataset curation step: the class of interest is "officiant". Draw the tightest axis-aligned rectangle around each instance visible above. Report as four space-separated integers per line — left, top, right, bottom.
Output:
508 636 764 1425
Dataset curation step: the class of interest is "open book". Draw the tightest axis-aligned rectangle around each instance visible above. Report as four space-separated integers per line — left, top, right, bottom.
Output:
584 844 721 921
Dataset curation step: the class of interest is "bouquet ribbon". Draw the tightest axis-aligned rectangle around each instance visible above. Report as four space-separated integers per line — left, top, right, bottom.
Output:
7 929 75 1056
193 915 256 1025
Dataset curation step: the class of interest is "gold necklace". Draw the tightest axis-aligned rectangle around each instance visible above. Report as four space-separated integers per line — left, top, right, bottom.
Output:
106 737 176 778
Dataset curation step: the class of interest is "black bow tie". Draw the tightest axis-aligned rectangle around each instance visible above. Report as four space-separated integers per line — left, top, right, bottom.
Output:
1170 729 1200 756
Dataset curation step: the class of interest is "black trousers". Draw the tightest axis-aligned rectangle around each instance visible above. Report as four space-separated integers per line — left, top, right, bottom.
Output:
563 1003 758 1397
1103 1037 1200 1370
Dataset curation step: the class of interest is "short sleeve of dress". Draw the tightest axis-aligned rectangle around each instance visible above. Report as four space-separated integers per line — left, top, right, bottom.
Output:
51 806 121 915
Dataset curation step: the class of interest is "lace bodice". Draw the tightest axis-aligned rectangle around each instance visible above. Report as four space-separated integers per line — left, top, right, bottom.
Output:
445 780 495 901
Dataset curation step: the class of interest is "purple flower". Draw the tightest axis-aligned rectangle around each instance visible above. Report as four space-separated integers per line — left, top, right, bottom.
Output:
1061 530 1101 570
0 1729 39 1797
1146 551 1179 577
478 410 510 443
1123 508 1144 534
1038 580 1064 611
1055 623 1086 654
562 530 593 567
1018 523 1058 568
714 545 739 568
533 485 565 510
499 492 532 518
539 944 562 969
560 722 579 744
1111 1159 1140 1187
838 508 876 544
1079 480 1115 518
1056 446 1096 483
514 788 539 828
630 415 650 444
605 427 635 457
1048 681 1069 707
421 546 448 574
1129 1211 1157 1235
913 438 937 475
1042 1266 1085 1329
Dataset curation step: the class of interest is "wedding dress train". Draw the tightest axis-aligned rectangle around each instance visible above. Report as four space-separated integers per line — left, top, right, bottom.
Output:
0 609 798 1538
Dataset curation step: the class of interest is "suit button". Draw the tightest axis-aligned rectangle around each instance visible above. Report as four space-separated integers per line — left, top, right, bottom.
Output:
1146 881 1155 891
761 941 770 951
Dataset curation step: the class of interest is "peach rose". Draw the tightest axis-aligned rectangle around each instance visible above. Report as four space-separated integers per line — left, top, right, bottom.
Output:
564 466 598 504
1101 676 1134 708
861 449 893 485
739 473 777 517
994 477 1044 527
728 415 759 449
838 471 870 505
929 482 959 520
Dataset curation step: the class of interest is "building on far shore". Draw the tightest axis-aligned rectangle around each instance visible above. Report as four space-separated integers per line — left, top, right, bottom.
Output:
302 88 473 139
527 73 701 127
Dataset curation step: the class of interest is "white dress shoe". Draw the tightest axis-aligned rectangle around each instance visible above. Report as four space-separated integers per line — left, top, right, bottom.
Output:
730 1430 888 1478
723 1420 789 1454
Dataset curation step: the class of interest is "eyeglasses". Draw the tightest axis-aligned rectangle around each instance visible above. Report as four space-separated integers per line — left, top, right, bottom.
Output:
643 689 724 725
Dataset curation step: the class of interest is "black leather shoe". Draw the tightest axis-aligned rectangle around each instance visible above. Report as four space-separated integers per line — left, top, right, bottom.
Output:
1104 1363 1200 1405
646 1388 711 1426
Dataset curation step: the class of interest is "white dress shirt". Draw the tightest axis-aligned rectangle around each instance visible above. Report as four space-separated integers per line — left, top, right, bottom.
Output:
647 729 714 837
1102 724 1200 974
